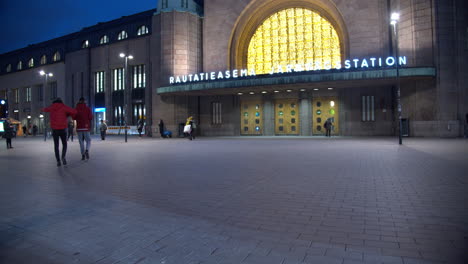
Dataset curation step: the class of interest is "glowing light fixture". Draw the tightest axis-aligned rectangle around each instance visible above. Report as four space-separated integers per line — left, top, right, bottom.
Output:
330 101 335 107
238 92 243 95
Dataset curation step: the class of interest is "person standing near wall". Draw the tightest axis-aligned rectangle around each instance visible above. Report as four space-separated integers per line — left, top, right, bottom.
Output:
3 120 14 149
100 120 107 140
74 97 93 160
42 98 77 167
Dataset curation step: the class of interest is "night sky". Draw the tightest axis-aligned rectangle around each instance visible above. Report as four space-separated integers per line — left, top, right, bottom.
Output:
0 0 158 55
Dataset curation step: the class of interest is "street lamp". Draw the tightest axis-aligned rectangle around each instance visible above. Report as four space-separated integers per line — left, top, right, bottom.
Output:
39 70 53 141
390 12 402 145
119 53 133 143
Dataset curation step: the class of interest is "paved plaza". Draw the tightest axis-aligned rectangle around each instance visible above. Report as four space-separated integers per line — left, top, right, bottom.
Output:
0 136 467 264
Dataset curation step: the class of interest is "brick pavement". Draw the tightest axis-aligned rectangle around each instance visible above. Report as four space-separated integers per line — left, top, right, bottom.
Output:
0 136 467 264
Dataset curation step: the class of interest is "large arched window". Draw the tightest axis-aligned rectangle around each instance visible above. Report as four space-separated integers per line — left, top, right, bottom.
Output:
100 35 109 44
40 55 47 65
17 61 23 70
6 64 12 73
82 40 90 48
247 8 341 75
28 58 34 68
137 25 149 36
117 30 128 40
53 51 61 62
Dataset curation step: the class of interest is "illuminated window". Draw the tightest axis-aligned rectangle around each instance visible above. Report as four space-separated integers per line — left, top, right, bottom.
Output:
40 55 47 65
6 64 12 72
137 26 149 36
95 71 105 93
118 30 128 40
100 35 109 44
53 51 61 62
112 68 125 91
132 65 146 89
28 58 34 68
17 61 23 70
25 87 31 102
82 40 90 48
247 8 341 74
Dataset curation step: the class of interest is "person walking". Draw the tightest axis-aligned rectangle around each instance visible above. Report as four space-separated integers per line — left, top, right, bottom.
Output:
73 97 93 160
67 119 74 142
184 116 196 140
22 125 27 137
100 120 108 140
42 98 77 167
3 120 14 149
137 118 144 137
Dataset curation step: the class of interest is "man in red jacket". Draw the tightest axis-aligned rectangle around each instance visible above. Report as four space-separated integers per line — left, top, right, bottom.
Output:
42 98 77 167
73 97 93 160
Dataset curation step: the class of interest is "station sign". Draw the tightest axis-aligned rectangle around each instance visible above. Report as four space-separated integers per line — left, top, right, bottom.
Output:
170 56 407 85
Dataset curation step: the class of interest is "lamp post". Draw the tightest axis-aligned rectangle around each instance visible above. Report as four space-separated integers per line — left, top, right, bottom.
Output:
39 70 53 142
119 53 133 143
391 12 402 145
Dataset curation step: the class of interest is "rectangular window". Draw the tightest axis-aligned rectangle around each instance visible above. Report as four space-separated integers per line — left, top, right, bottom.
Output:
95 71 105 93
132 65 146 89
163 0 168 8
49 82 57 99
112 68 125 91
0 90 6 99
25 87 31 102
132 103 146 124
362 95 375 122
212 102 222 124
113 105 124 125
13 88 19 103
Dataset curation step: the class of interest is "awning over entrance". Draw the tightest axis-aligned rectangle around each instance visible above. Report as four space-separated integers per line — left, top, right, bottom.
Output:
157 67 436 95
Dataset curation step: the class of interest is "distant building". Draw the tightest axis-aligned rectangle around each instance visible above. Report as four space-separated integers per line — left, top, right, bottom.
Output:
1 0 467 137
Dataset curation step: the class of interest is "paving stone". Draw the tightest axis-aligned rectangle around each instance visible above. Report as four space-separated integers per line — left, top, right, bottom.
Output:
0 137 467 263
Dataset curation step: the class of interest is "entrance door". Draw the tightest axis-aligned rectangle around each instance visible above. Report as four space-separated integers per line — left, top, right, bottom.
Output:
312 97 339 135
95 112 105 134
240 101 263 135
275 99 299 135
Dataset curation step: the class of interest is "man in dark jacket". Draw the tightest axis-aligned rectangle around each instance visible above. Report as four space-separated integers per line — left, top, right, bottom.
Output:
73 97 93 160
42 98 77 166
3 120 14 149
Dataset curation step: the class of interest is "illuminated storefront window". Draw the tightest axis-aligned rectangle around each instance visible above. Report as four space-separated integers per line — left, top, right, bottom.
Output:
247 8 341 74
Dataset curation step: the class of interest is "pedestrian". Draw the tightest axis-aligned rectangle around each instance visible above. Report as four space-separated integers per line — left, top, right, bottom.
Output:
42 98 77 167
3 120 14 149
100 120 108 140
324 118 332 137
73 97 93 160
22 125 27 137
67 119 74 142
137 118 144 137
158 119 165 138
32 124 38 136
184 116 196 140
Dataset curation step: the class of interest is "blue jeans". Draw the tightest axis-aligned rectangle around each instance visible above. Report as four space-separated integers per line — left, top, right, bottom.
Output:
77 131 91 155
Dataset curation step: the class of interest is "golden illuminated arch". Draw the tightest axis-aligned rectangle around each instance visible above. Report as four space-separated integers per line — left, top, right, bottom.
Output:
247 8 341 74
